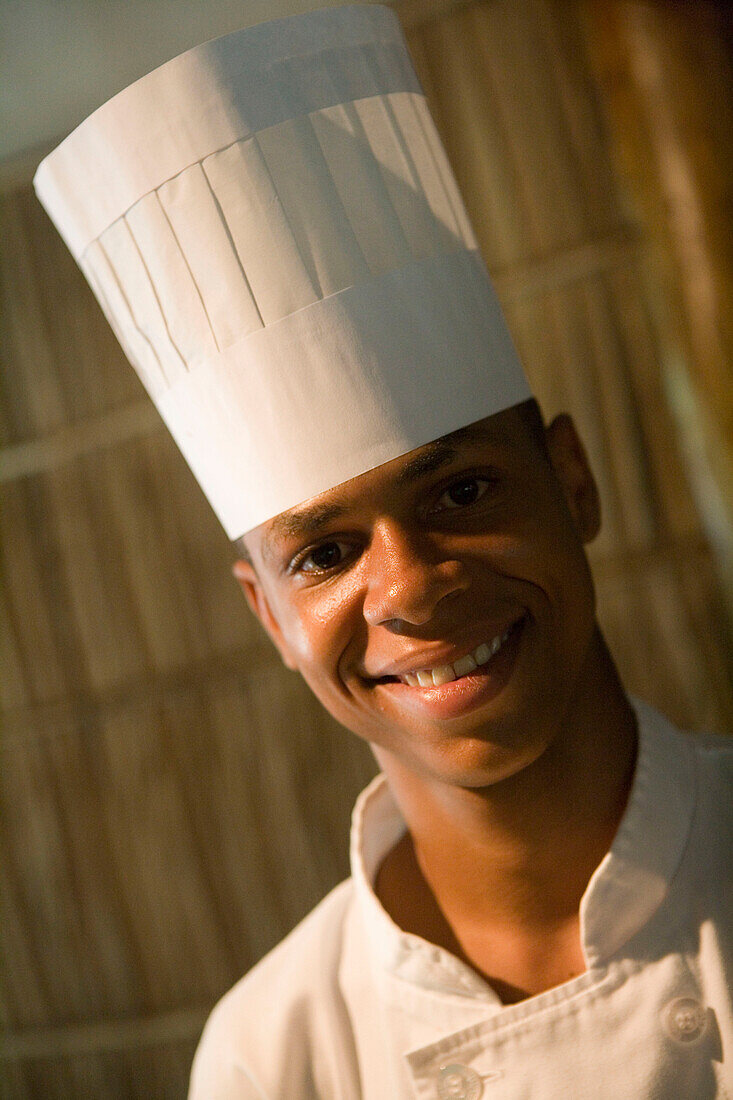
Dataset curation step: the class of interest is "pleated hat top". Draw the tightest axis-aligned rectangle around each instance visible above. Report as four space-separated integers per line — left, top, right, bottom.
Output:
34 3 530 539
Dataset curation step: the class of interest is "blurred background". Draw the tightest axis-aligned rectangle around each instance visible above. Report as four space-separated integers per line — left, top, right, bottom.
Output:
1 0 732 1095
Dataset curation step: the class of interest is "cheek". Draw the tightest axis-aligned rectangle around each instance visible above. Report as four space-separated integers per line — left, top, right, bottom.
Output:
498 514 596 630
274 584 363 677
279 612 315 664
533 535 597 660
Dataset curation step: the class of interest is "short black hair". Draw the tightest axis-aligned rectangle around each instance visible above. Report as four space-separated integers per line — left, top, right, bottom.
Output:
233 534 252 563
516 396 548 456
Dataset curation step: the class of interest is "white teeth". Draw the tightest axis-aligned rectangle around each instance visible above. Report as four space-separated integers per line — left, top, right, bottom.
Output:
453 653 477 677
398 623 517 687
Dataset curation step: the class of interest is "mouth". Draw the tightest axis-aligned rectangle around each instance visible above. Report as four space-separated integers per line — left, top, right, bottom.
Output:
369 615 528 721
372 617 525 689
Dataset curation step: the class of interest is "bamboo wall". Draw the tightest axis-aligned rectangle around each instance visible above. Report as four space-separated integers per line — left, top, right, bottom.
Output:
580 0 733 608
2 1 732 1096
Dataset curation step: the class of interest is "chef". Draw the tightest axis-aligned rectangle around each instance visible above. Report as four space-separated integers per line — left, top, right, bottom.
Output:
34 5 732 1098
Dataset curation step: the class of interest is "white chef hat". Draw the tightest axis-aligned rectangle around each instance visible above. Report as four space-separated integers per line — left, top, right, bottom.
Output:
34 3 530 539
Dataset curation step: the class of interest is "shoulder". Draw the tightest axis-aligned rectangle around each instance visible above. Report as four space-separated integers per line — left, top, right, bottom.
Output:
656 709 733 889
635 696 733 789
630 700 732 884
214 877 355 1010
659 704 732 818
189 879 357 1099
686 726 733 832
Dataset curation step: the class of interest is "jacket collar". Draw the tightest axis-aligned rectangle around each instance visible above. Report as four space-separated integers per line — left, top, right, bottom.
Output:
350 699 696 995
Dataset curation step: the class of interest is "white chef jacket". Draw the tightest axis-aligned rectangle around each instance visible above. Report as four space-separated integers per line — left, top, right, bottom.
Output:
189 699 733 1099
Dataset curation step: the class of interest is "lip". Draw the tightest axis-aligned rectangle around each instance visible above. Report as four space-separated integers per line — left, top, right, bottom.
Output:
365 616 526 681
372 615 528 720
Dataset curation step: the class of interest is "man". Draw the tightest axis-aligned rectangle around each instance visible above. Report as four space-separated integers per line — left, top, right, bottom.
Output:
233 400 631 998
199 401 730 1099
34 5 731 1097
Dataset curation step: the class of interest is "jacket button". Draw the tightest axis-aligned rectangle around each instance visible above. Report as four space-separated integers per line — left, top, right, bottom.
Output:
437 1063 483 1100
663 997 708 1044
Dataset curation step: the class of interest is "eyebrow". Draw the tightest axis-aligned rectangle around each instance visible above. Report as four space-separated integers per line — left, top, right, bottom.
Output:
263 423 493 553
392 424 492 485
266 501 349 545
393 440 459 486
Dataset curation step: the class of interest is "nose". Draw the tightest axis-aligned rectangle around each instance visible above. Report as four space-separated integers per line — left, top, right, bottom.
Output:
362 522 469 629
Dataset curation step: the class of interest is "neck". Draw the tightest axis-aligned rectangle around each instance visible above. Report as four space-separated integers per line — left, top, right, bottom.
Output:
372 630 637 998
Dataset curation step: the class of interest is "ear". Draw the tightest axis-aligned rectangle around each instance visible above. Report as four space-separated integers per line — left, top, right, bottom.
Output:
544 414 601 544
232 559 298 670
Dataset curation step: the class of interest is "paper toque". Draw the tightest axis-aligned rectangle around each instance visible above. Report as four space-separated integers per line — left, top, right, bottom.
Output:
34 3 531 538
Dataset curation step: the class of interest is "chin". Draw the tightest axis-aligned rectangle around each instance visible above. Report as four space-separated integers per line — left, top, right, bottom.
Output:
372 713 555 792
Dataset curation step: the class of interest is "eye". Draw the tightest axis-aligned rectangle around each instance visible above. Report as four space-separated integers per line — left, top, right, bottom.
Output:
435 476 491 511
298 540 350 574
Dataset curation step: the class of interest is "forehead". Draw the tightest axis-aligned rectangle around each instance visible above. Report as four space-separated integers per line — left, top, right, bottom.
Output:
250 405 538 554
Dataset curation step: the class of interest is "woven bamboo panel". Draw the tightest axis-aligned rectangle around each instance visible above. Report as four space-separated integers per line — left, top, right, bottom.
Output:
1 1 731 1096
579 0 733 603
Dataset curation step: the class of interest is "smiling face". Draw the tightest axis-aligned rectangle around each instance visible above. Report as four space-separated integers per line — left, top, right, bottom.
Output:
236 401 602 790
